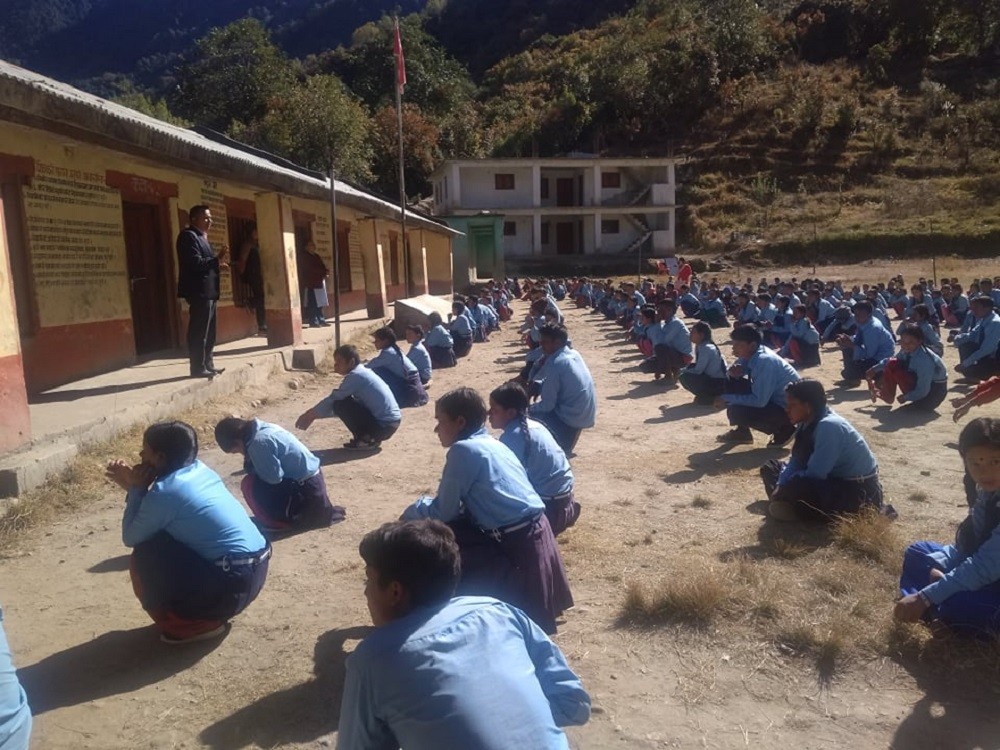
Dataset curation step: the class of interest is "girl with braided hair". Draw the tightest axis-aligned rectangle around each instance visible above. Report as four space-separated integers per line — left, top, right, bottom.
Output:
488 383 580 536
368 326 428 408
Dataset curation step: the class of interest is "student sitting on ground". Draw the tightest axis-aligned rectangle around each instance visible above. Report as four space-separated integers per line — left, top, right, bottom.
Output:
401 388 574 634
424 312 456 368
895 417 1000 635
405 325 433 386
836 300 896 387
489 383 580 536
715 324 801 446
679 322 728 405
954 296 1000 384
0 604 31 750
908 303 944 356
640 299 692 383
296 345 401 451
733 292 760 327
763 294 792 349
696 288 728 328
778 304 821 368
106 421 270 644
821 306 856 343
337 520 590 750
368 326 428 408
528 323 598 453
214 416 344 533
866 324 948 411
449 302 475 358
760 380 884 522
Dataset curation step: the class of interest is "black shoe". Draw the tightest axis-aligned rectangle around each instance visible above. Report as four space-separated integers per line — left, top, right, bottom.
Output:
768 425 796 447
207 366 226 375
190 369 215 378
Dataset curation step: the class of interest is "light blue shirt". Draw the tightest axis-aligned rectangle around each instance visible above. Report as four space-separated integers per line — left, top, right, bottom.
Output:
122 460 266 560
654 317 692 355
246 419 320 484
529 346 597 429
408 342 432 382
685 341 727 378
737 302 759 324
702 298 725 317
955 311 1000 367
778 408 878 484
500 419 574 498
679 292 700 310
402 428 544 529
853 318 896 362
424 325 453 348
369 346 418 379
922 491 1000 606
337 596 590 750
812 297 836 323
887 346 947 403
722 346 801 409
757 304 777 324
0 607 30 750
450 313 473 336
786 317 819 345
316 365 401 426
917 320 943 355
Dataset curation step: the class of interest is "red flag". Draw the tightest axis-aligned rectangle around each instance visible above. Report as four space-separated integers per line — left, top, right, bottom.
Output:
393 19 406 94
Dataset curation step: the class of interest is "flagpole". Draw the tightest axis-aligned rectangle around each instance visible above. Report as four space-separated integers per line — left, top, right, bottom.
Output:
329 164 342 348
394 16 411 298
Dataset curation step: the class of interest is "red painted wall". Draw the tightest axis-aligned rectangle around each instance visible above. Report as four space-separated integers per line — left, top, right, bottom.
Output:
0 352 31 450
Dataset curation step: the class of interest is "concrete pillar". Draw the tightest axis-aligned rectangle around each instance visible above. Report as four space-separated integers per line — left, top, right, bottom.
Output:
593 165 602 207
450 164 462 208
533 214 542 256
409 228 428 294
668 162 676 188
359 218 387 318
593 212 602 254
255 192 302 347
0 191 30 452
531 164 541 208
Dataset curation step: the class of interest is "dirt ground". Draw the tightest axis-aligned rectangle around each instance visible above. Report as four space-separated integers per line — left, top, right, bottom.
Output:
3 258 1000 749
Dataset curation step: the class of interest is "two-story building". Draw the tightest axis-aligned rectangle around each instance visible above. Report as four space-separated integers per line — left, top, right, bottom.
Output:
430 156 678 277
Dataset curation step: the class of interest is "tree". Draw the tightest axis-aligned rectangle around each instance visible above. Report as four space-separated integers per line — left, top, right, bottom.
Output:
234 74 373 182
369 103 441 198
171 18 295 132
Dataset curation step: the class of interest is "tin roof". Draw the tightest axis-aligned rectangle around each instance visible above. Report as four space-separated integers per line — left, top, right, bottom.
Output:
0 59 458 236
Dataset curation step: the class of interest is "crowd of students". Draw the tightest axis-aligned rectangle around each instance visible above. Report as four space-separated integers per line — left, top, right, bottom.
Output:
2 269 998 749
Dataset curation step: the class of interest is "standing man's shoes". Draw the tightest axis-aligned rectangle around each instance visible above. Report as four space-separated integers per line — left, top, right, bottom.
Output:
207 366 226 375
190 369 215 379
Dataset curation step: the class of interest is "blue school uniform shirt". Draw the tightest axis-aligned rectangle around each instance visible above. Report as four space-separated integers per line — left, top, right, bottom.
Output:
920 490 1000 606
529 346 598 430
812 297 836 323
852 318 896 362
337 596 590 750
0 607 30 750
246 419 320 484
757 304 777 324
369 346 419 379
685 341 727 378
881 346 947 403
450 313 474 336
955 311 1000 368
402 427 544 530
424 324 453 348
316 364 401 426
737 302 759 324
500 418 574 498
655 317 692 355
545 296 563 323
950 294 970 315
408 342 432 382
872 308 892 330
788 316 820 345
777 408 877 485
916 321 943 354
702 297 726 317
770 310 791 335
122 460 266 560
679 292 700 310
722 345 800 409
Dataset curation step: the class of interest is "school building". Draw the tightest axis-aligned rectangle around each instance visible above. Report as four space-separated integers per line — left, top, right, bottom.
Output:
429 157 678 264
0 61 458 454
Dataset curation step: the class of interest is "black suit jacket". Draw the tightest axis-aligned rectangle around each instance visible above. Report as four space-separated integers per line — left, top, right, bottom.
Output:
176 227 220 300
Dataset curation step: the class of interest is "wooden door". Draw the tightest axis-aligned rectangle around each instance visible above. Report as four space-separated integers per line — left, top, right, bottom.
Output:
122 202 173 354
556 178 575 207
556 222 575 255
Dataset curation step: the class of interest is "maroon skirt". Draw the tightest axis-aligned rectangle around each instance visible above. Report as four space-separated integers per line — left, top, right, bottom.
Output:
449 513 573 634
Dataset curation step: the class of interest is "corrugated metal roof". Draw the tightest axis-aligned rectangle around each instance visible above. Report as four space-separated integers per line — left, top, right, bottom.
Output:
0 59 459 236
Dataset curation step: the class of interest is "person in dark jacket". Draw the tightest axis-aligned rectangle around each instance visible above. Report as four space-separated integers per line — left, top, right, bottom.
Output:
176 205 229 378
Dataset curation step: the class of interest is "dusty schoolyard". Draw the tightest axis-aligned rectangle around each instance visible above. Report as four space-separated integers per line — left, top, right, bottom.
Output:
3 258 1000 749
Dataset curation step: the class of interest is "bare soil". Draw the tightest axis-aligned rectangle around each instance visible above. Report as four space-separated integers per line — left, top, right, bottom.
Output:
4 261 1000 749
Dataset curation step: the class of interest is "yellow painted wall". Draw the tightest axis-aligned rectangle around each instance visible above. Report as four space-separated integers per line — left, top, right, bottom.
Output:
0 196 20 356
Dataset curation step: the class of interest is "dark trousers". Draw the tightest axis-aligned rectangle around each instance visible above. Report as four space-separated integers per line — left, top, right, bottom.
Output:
241 472 344 530
186 298 217 373
909 380 948 411
428 345 456 368
533 411 583 453
130 532 268 636
958 344 1000 381
370 366 428 408
302 288 323 324
332 397 400 443
639 344 688 379
453 333 473 358
724 378 792 435
841 353 876 382
679 371 726 403
761 460 883 521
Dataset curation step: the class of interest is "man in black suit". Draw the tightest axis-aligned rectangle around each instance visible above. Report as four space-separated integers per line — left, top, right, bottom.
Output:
176 205 229 378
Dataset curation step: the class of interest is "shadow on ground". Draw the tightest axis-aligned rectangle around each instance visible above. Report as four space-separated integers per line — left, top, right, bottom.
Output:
661 445 783 484
198 625 373 750
19 626 222 714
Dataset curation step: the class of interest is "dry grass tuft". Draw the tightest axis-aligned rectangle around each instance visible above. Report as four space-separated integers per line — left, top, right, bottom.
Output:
908 491 928 503
691 495 713 509
620 570 735 628
832 508 903 568
766 537 812 560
